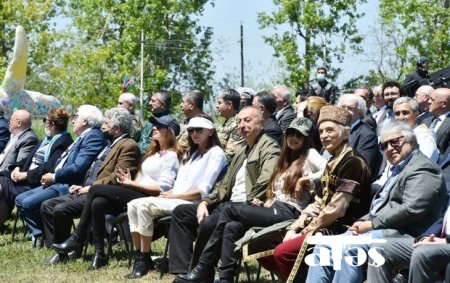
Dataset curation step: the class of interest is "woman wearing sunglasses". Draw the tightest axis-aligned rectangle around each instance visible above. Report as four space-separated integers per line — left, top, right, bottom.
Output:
255 106 372 282
52 115 183 268
123 114 227 279
0 108 72 229
180 117 327 283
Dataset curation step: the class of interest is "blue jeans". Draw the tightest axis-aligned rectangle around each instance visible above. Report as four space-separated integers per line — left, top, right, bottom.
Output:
305 230 383 283
15 184 69 237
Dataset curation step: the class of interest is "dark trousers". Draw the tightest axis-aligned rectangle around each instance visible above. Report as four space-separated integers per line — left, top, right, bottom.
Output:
198 202 299 280
72 185 147 251
169 202 232 274
41 194 86 246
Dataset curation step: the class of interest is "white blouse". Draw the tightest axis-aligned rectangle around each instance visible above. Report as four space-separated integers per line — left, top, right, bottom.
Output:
135 151 180 192
172 145 227 198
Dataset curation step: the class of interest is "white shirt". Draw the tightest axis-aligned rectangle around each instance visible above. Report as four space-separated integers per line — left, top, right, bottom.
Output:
414 124 439 162
136 150 180 192
230 159 247 202
172 145 227 198
432 111 450 133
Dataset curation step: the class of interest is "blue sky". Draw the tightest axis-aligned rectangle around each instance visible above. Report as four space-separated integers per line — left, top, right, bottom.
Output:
198 0 380 90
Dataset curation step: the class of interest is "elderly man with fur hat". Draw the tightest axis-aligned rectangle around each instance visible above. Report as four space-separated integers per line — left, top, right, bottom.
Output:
256 105 372 282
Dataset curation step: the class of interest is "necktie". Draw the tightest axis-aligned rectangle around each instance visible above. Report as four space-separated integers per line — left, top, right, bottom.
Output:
83 145 112 186
429 117 441 133
54 136 81 170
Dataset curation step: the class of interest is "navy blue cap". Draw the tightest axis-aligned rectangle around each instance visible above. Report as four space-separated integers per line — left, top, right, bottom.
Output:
150 115 180 136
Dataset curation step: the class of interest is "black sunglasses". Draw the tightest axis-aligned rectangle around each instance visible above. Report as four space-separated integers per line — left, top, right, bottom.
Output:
188 128 204 134
286 129 304 138
379 136 404 151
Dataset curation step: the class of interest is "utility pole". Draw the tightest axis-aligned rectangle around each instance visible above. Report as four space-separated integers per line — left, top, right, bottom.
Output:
240 23 244 87
140 29 145 117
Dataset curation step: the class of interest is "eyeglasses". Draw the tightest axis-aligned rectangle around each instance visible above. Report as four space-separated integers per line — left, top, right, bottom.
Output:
379 136 404 151
43 117 52 124
384 92 400 97
72 114 79 120
188 128 204 134
394 110 412 116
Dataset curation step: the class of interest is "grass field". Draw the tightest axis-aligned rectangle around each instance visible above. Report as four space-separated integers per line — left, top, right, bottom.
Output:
0 210 275 283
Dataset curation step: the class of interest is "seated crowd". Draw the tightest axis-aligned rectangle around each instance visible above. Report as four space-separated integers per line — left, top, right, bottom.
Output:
0 79 450 283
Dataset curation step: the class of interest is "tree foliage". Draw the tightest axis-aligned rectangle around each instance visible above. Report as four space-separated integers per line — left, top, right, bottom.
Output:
258 0 365 91
1 0 215 111
380 0 450 76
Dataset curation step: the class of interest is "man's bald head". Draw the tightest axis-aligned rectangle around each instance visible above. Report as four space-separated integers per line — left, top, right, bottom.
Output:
9 109 32 134
237 106 265 145
429 88 450 116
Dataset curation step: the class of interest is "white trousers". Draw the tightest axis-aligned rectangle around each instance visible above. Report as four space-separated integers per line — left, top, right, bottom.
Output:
127 196 191 237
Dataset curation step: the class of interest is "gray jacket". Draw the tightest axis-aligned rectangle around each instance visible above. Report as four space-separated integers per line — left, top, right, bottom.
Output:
362 151 447 238
0 128 39 174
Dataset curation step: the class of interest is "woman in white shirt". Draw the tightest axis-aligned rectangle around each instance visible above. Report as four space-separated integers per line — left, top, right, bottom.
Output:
125 115 228 279
52 115 183 270
180 117 326 283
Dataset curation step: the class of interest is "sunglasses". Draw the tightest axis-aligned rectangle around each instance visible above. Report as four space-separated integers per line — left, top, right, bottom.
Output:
286 130 304 138
154 124 168 130
379 136 404 151
188 128 204 134
43 117 51 123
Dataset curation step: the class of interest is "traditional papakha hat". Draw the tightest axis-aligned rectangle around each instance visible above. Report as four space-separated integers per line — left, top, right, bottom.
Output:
317 105 352 127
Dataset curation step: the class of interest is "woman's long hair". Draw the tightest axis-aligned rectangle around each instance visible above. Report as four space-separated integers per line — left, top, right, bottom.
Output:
142 127 184 167
266 134 315 199
182 114 221 164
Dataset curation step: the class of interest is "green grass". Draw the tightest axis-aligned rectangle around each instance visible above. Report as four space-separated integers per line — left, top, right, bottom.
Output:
0 211 276 283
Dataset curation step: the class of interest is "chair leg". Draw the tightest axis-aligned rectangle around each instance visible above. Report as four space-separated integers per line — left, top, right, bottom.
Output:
107 224 114 258
159 223 170 280
118 223 132 267
235 255 242 283
256 264 261 282
11 211 19 242
244 261 252 282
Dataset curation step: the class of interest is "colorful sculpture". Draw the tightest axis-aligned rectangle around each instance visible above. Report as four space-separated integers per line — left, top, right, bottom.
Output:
0 26 61 118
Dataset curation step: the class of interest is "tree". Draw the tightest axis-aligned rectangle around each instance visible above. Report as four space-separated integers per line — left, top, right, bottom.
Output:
379 0 450 77
0 0 62 94
52 0 215 109
258 0 365 91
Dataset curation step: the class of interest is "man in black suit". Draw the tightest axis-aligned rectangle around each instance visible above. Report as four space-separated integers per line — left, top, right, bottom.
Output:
424 88 450 158
252 91 283 144
0 109 10 153
354 86 377 130
414 85 433 125
338 94 381 179
272 85 296 132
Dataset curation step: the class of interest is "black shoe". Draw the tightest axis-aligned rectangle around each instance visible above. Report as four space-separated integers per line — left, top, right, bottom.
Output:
52 234 82 253
43 253 68 265
68 248 82 260
125 251 141 279
125 252 155 279
88 252 108 270
174 265 215 283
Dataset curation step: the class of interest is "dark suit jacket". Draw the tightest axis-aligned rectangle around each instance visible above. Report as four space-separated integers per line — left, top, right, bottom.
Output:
264 116 283 145
424 115 450 157
349 120 382 179
54 128 107 185
92 137 140 185
416 111 432 126
0 128 39 174
362 151 447 238
276 106 296 132
363 111 377 131
419 152 450 237
0 117 10 153
19 133 73 185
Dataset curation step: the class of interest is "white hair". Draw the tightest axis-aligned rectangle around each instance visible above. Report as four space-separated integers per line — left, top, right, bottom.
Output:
338 94 367 118
77 105 104 128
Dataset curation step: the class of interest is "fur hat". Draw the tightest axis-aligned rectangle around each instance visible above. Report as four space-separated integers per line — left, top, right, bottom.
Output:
318 105 352 127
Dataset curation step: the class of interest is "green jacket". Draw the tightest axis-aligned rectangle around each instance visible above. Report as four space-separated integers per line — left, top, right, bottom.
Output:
203 133 280 207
